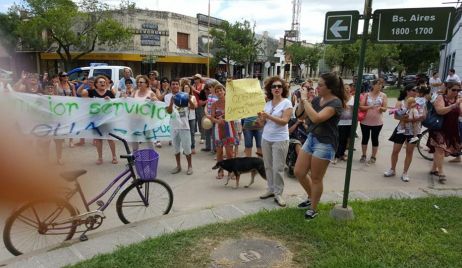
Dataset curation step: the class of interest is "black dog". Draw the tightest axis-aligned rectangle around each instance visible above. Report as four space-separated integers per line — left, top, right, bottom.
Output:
212 157 266 188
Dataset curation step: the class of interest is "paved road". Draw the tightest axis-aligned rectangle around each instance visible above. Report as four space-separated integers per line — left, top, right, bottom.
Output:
1 96 461 262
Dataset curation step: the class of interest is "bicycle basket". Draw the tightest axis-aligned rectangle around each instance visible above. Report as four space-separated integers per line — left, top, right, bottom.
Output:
133 149 159 181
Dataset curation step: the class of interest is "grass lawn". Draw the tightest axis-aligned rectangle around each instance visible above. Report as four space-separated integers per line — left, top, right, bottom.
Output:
69 197 462 268
384 86 401 99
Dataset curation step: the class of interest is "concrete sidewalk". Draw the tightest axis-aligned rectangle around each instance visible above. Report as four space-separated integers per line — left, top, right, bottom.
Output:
3 187 462 268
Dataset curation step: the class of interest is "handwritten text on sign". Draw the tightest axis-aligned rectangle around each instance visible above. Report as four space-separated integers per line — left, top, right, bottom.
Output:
8 92 172 141
225 79 266 121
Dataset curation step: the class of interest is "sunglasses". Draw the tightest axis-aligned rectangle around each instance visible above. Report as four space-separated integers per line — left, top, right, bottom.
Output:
137 81 147 84
451 88 461 92
271 84 283 89
59 75 68 77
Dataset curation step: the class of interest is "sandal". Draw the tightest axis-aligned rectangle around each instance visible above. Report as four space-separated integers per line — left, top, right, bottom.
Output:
111 158 118 164
96 159 103 165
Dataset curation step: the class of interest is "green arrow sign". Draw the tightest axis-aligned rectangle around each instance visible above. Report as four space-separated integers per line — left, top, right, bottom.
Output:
324 11 359 44
372 7 455 43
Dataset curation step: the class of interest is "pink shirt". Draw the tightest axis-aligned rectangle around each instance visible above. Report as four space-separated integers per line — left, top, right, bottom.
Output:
361 93 385 126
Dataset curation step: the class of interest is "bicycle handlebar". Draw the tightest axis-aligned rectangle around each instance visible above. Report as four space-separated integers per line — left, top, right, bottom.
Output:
108 133 131 154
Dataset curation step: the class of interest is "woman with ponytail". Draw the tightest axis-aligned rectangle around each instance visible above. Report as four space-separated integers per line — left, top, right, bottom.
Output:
294 72 346 220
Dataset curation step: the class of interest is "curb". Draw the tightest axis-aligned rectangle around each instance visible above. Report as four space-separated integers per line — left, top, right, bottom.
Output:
2 188 462 267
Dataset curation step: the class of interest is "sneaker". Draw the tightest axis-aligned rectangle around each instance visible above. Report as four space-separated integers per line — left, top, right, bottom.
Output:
170 166 181 174
297 199 312 209
186 167 193 175
368 156 376 164
274 195 286 207
200 139 205 144
384 169 396 177
401 173 410 182
409 137 419 144
360 155 366 163
155 141 162 148
305 209 318 220
331 158 338 165
259 191 274 199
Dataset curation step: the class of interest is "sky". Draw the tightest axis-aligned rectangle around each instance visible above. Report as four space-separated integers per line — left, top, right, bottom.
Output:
0 0 458 43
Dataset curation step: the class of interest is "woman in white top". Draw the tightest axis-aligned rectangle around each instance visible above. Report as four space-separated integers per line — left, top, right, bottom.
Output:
258 76 293 207
130 75 159 151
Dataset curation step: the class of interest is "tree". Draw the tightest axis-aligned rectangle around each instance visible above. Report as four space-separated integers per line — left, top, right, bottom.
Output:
15 0 132 70
0 8 21 57
324 42 359 76
210 20 259 75
285 43 322 77
365 43 400 73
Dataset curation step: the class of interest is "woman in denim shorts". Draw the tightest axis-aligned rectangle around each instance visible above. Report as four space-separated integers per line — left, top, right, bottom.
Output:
294 72 346 220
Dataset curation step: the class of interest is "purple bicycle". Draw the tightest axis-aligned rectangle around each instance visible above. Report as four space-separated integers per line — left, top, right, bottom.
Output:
3 133 173 256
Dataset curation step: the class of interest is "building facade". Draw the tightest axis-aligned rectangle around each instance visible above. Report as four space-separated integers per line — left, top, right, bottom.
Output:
439 8 462 79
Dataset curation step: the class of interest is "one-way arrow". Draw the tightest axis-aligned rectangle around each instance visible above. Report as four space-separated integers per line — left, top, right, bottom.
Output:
330 20 348 38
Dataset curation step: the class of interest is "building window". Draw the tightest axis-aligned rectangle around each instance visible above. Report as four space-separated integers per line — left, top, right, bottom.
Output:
177 32 189 49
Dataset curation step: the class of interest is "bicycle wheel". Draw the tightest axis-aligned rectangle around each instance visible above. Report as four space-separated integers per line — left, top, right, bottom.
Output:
116 179 173 224
3 199 77 256
417 129 433 161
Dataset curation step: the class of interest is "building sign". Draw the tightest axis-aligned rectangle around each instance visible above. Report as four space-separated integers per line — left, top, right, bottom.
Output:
134 22 169 46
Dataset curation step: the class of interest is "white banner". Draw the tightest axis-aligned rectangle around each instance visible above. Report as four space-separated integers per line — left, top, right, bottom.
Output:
4 92 172 142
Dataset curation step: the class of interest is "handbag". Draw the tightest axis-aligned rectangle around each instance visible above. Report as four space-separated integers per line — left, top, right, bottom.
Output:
422 101 444 130
358 94 368 122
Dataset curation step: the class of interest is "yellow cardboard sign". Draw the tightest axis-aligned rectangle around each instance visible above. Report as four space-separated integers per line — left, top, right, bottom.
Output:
225 79 266 121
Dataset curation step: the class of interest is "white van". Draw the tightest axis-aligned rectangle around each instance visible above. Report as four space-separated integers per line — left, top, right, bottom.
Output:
67 63 132 91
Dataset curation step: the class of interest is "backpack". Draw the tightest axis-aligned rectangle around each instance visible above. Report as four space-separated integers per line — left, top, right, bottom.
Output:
422 101 443 130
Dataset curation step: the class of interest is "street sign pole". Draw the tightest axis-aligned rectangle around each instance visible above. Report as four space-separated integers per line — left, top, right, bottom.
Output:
343 0 372 209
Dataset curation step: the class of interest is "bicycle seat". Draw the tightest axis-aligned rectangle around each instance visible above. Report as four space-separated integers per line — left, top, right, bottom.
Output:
60 170 87 182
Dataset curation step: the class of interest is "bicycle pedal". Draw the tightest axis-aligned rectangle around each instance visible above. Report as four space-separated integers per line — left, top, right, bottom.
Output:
96 200 105 207
79 234 88 242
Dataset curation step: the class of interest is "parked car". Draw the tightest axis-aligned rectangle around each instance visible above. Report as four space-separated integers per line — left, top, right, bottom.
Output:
362 73 377 83
0 68 13 83
402 73 429 87
402 74 417 87
67 63 132 90
385 73 397 85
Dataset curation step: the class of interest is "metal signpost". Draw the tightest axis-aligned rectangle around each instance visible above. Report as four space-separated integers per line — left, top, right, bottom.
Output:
372 7 455 43
324 11 359 43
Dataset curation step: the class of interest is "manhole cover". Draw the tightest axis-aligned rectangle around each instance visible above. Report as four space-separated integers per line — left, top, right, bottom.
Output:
210 238 289 268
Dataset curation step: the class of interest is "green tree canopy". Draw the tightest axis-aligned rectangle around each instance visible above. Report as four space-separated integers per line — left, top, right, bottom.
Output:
12 0 133 69
210 20 259 74
285 43 322 77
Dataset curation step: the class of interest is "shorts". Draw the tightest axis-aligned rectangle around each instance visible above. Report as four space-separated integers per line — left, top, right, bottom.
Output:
243 129 262 148
171 129 192 155
302 133 335 161
388 127 422 144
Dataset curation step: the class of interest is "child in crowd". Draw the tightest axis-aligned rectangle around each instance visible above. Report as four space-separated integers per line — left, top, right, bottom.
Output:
210 84 239 179
396 97 420 143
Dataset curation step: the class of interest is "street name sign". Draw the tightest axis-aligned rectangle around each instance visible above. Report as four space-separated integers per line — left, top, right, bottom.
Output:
371 7 455 43
324 11 359 44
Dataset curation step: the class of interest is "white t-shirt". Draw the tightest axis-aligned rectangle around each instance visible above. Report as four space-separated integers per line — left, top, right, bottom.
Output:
446 74 461 83
262 98 293 142
429 77 442 94
164 93 190 130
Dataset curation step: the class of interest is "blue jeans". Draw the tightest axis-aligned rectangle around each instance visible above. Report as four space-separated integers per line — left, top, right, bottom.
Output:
243 129 263 149
302 133 335 161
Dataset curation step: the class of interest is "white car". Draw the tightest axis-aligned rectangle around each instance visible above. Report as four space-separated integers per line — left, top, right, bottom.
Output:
67 63 132 91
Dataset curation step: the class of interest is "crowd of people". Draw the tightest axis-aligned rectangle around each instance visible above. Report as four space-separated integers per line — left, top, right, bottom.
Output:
4 68 462 220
